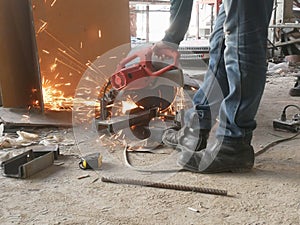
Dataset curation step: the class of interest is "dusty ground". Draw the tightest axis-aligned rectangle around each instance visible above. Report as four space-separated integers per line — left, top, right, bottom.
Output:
0 70 299 225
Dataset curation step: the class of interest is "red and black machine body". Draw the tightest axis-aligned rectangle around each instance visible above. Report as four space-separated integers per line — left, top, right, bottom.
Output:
110 46 180 91
98 46 184 139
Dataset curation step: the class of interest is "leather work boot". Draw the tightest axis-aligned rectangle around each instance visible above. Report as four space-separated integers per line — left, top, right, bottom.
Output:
162 107 211 151
289 75 300 97
177 140 255 173
162 127 209 151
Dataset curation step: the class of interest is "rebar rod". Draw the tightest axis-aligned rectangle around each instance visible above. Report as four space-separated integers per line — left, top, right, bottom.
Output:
101 176 228 196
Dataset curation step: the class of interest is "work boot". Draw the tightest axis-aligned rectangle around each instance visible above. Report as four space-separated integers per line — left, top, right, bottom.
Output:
289 75 300 97
162 127 209 151
161 128 181 148
177 139 254 173
162 107 211 150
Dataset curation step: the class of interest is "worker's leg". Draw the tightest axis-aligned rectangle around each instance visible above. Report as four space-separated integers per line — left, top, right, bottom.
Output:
192 4 228 131
217 0 274 141
178 0 274 173
162 5 228 150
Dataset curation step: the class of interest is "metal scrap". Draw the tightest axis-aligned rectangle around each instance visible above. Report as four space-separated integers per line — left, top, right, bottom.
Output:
77 174 90 180
188 207 200 213
101 176 228 196
1 150 55 178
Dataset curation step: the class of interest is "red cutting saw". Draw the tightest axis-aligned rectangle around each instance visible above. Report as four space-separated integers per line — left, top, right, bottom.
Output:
108 45 183 112
110 45 181 91
97 46 184 139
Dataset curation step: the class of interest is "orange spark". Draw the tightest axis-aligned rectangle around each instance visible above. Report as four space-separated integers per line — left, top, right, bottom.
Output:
50 0 57 7
37 20 48 34
41 77 73 111
42 49 50 54
121 100 138 114
50 59 58 72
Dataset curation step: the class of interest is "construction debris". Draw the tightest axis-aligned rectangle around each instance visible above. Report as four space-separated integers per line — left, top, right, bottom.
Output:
1 149 56 178
0 129 39 149
77 174 91 180
0 123 74 150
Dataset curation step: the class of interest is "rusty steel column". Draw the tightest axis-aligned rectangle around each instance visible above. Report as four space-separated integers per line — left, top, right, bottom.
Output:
196 1 200 39
31 0 131 101
0 85 2 106
0 0 43 109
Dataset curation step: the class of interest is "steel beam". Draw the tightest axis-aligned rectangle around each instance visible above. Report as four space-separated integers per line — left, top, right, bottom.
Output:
0 0 43 108
31 0 131 100
0 0 131 111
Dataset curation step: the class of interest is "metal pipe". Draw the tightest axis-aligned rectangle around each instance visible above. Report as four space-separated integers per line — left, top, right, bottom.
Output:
210 4 214 33
272 0 278 57
196 1 200 39
146 4 150 42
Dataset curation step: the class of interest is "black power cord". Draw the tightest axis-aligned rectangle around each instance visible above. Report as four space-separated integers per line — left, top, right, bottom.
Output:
256 104 300 156
255 131 300 156
279 104 300 122
273 104 300 133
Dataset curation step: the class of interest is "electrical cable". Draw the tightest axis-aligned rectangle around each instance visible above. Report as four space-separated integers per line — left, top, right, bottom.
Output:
255 131 300 156
123 144 180 173
280 104 300 121
256 104 300 156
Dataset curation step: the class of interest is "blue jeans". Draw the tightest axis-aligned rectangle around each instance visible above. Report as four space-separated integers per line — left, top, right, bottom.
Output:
189 0 274 143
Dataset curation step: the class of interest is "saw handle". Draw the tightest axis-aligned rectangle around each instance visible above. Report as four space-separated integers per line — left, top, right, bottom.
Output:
116 46 180 76
115 48 152 71
148 45 180 76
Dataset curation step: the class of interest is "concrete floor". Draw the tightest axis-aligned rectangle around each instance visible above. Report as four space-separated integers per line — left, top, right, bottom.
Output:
0 69 299 225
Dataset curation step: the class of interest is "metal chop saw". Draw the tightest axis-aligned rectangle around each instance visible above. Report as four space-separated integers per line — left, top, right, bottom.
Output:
97 45 185 140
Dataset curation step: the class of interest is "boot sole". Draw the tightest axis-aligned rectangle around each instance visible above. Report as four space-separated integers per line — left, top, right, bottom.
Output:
289 88 300 96
178 160 253 174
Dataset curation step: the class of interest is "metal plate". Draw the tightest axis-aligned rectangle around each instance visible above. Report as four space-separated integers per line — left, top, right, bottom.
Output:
1 150 55 178
0 0 43 108
31 0 131 98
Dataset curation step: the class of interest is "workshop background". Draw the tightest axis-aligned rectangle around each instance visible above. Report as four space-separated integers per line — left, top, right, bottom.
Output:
0 0 299 224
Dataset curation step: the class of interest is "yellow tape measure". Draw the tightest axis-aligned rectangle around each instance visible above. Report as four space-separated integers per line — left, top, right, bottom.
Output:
79 153 102 170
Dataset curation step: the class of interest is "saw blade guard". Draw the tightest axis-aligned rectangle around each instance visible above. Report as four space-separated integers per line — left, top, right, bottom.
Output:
110 46 182 91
